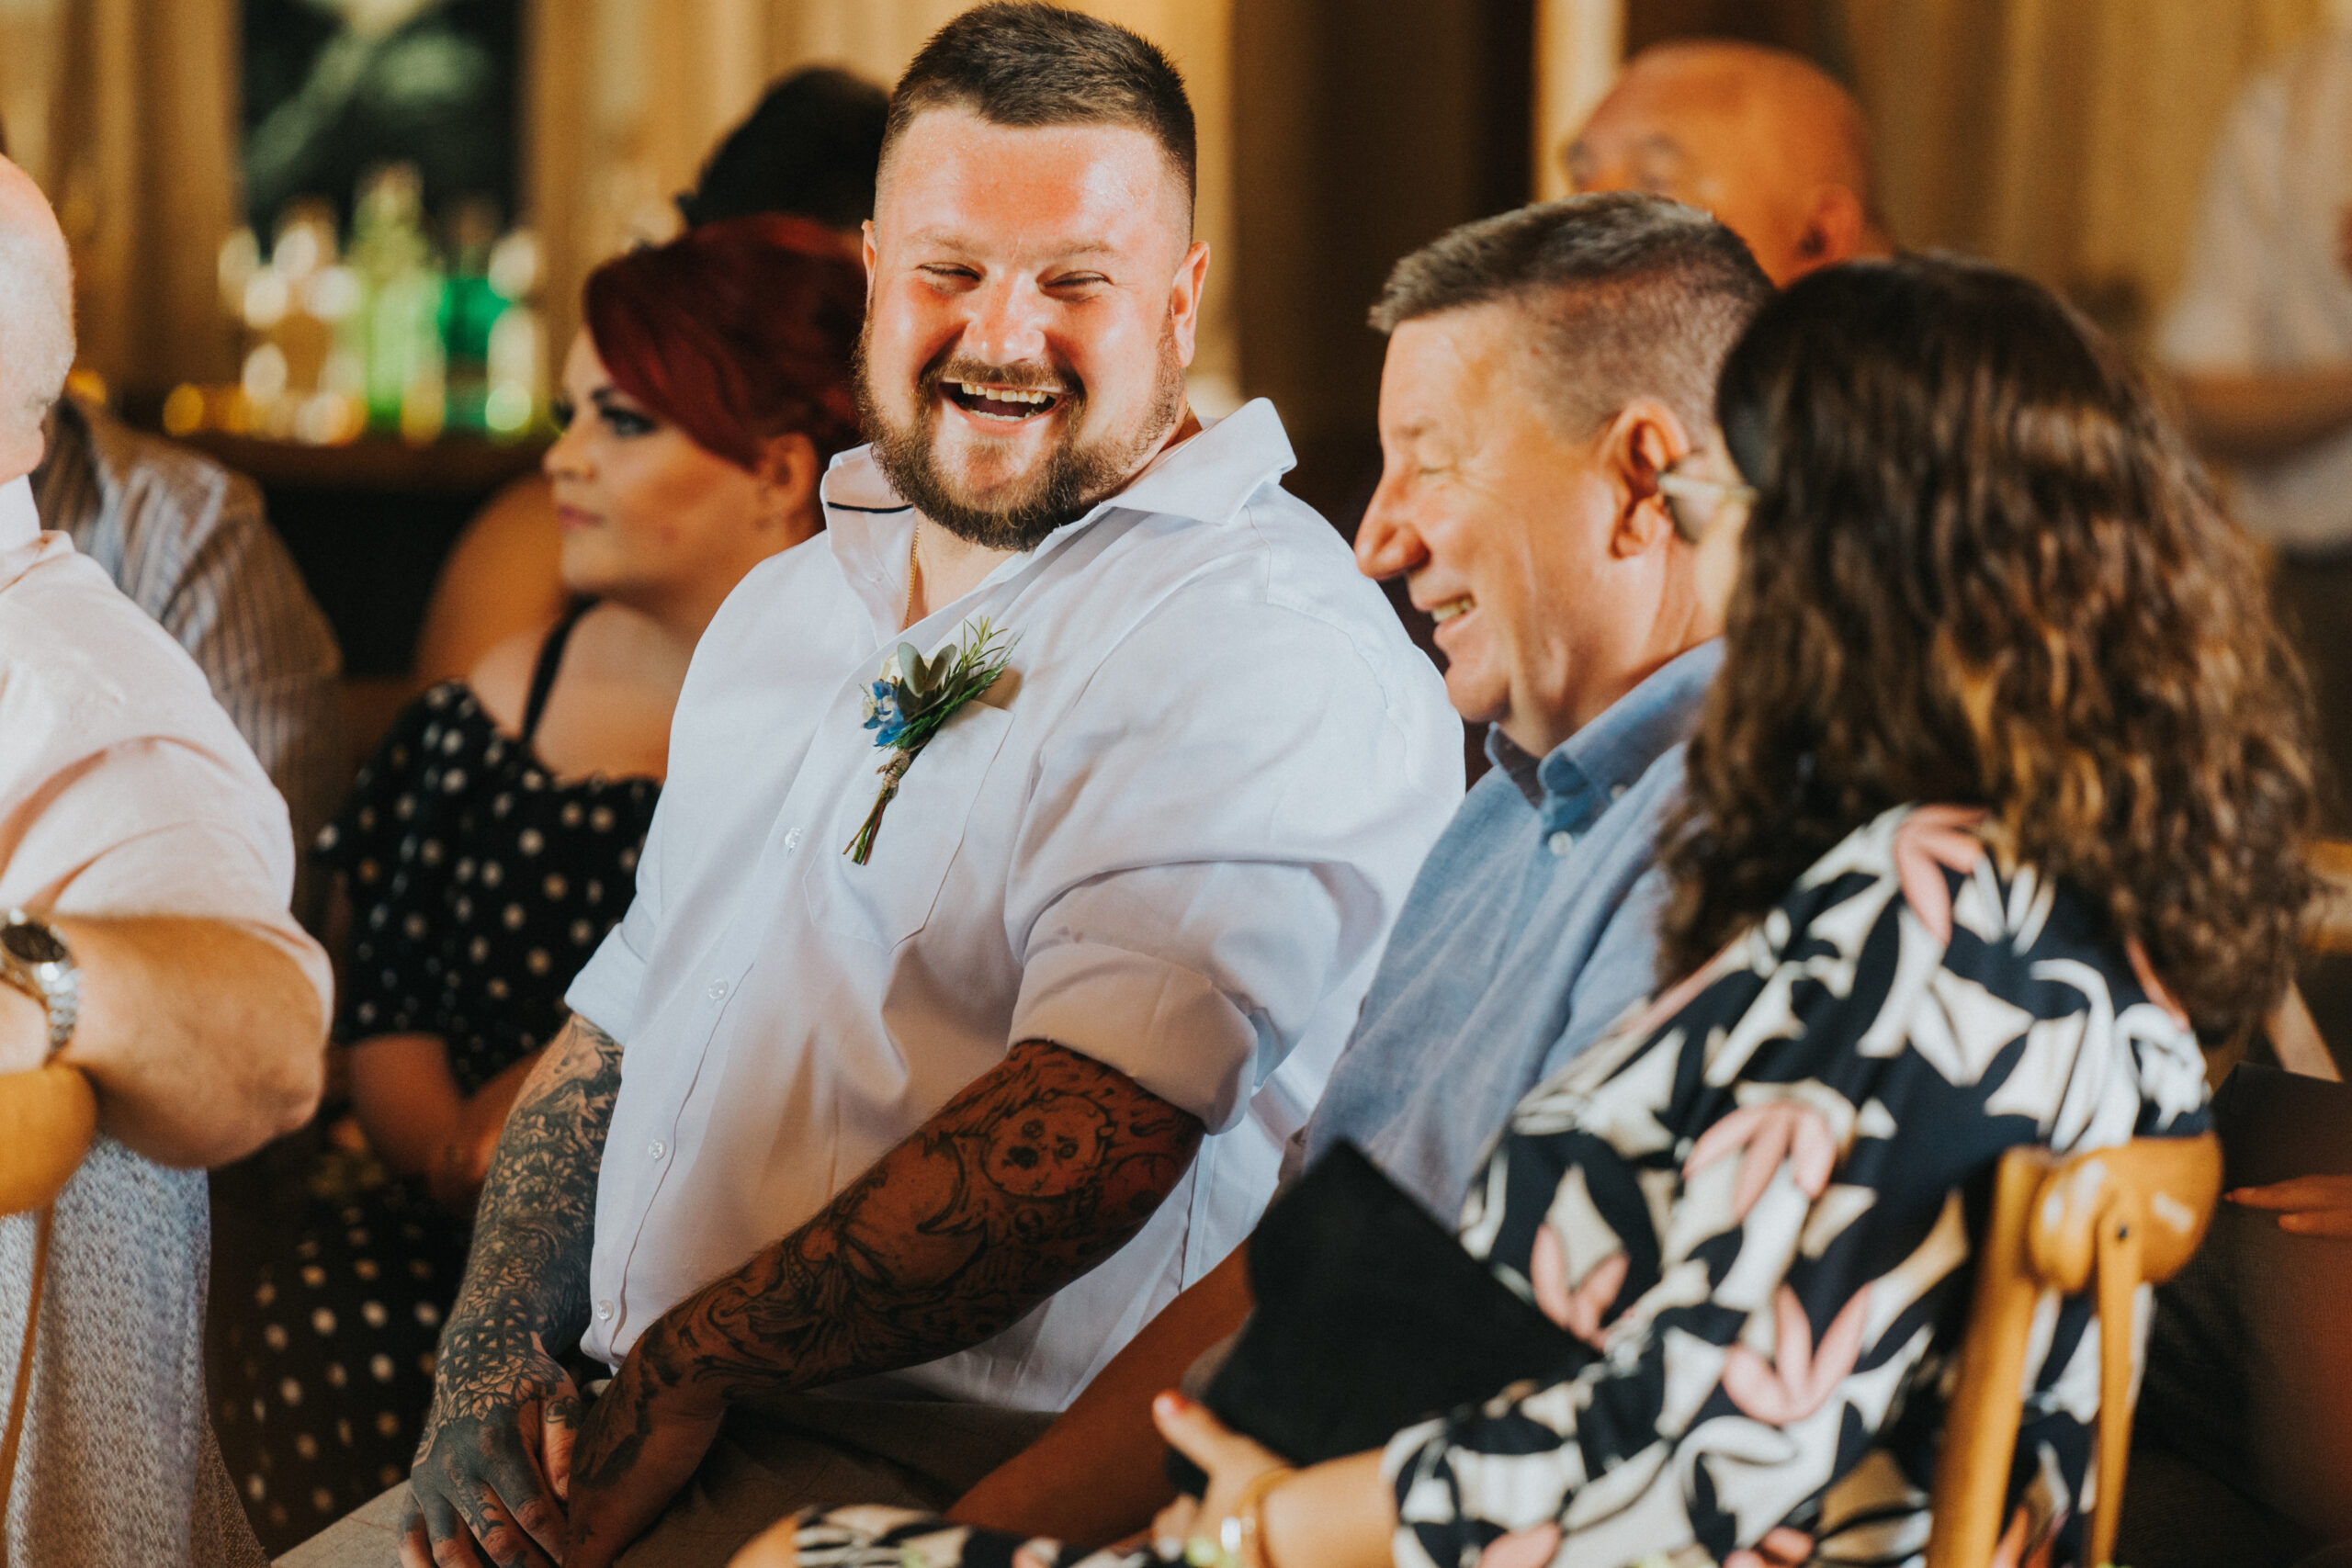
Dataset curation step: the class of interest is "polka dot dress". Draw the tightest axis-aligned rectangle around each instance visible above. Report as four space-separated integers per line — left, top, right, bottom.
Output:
214 613 660 1551
315 673 657 1095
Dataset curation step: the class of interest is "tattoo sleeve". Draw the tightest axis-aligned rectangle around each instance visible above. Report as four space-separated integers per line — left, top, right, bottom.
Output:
434 1012 622 1410
634 1038 1203 1405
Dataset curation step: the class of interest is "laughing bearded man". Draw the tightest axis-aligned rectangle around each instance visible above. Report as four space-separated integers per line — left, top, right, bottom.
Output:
393 6 1460 1567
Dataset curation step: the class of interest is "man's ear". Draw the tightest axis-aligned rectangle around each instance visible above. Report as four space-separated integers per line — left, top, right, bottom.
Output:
1167 239 1211 368
1792 184 1867 273
1603 399 1693 558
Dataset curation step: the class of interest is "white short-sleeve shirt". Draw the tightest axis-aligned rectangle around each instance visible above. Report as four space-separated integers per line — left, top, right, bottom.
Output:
567 400 1462 1408
2162 31 2352 551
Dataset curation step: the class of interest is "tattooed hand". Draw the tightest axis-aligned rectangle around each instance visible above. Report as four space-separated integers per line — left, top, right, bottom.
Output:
559 1322 725 1568
560 1038 1203 1564
401 1014 623 1568
400 1330 580 1568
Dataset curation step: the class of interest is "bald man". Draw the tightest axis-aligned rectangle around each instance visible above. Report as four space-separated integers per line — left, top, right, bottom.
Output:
0 154 331 1566
1566 39 1891 287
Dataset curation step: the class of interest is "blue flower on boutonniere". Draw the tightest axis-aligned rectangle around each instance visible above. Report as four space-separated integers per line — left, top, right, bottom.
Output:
846 616 1017 864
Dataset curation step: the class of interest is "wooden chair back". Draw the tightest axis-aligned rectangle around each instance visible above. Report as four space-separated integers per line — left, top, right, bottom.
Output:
0 1063 96 1566
1926 1133 2222 1568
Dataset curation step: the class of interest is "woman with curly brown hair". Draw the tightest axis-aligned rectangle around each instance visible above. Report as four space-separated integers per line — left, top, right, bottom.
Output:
756 254 2320 1568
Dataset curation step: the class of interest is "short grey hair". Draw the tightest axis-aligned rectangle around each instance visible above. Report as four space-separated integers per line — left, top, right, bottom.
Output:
1371 192 1771 443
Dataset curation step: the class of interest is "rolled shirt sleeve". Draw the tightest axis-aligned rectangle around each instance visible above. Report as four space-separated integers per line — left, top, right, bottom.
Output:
0 538 331 1018
1006 592 1441 1133
564 790 668 1044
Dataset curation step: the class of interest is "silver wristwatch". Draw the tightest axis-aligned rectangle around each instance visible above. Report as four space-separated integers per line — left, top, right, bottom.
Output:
0 909 79 1061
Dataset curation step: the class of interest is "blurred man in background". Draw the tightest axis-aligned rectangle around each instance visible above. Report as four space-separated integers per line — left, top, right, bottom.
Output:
2163 30 2352 828
1565 38 1891 287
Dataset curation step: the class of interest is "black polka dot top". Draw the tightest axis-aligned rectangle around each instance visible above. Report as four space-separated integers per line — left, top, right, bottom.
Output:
313 609 661 1093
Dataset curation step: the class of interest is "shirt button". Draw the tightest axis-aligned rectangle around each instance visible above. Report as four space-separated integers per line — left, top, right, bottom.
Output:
649 1140 667 1159
1610 784 1627 801
1547 830 1576 857
784 828 803 851
595 1300 615 1321
707 978 729 1001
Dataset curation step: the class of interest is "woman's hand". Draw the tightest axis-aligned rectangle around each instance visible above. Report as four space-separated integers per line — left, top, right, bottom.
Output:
1149 1393 1291 1564
1151 1393 1396 1568
2230 1173 2352 1235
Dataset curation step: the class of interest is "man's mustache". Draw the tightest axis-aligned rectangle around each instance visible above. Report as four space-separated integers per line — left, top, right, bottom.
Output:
921 355 1084 401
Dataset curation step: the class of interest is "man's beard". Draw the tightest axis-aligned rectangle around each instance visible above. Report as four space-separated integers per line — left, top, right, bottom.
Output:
857 324 1186 553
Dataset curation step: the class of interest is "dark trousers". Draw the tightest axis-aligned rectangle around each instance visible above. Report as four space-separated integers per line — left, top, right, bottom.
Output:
612 1391 1054 1567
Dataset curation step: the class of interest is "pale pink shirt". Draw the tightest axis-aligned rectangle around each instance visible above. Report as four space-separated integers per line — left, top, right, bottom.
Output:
0 474 326 990
0 473 327 1568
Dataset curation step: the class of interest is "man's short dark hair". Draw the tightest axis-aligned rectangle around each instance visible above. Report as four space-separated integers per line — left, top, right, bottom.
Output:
1371 193 1772 443
883 2 1196 219
680 66 888 231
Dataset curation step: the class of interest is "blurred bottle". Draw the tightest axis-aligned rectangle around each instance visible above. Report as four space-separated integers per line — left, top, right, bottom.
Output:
348 164 447 443
440 196 503 434
482 227 543 438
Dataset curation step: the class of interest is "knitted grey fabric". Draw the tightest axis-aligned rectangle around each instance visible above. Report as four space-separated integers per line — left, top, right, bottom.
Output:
1 1136 267 1567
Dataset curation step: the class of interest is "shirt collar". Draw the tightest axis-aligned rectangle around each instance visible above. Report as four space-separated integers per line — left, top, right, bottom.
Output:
1486 637 1724 834
819 399 1298 638
820 398 1295 540
0 474 40 551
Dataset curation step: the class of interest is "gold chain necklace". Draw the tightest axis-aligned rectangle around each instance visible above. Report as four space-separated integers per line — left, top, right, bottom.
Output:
903 518 921 628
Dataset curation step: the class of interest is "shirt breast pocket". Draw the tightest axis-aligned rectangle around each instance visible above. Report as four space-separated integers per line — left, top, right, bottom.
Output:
803 700 1016 948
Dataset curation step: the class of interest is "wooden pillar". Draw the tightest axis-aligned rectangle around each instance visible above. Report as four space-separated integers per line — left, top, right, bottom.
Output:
1532 0 1623 200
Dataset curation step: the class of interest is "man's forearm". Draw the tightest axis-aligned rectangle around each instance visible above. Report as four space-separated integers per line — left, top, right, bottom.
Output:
2173 366 2352 464
437 1015 620 1384
27 915 325 1167
631 1039 1203 1405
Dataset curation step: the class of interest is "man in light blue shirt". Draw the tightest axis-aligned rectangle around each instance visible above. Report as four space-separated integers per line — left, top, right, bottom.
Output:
945 192 1772 1545
1303 638 1720 1214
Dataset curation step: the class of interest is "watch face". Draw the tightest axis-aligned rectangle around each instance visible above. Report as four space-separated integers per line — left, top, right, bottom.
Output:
2 921 66 966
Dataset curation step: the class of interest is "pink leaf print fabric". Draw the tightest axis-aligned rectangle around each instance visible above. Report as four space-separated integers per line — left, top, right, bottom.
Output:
1891 803 1987 945
1685 1100 1840 1221
1529 1231 1626 1349
1722 1283 1872 1425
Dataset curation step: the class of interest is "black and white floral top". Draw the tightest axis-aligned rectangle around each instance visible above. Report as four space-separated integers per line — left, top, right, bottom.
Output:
1387 804 2210 1568
784 804 2213 1568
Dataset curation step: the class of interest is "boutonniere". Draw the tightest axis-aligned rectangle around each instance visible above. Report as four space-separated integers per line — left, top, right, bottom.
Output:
846 616 1017 864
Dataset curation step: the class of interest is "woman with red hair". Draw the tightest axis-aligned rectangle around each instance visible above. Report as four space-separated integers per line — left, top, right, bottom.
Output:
216 216 865 1552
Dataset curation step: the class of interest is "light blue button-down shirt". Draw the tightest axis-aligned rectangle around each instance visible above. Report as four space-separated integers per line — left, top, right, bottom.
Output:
1298 637 1722 1218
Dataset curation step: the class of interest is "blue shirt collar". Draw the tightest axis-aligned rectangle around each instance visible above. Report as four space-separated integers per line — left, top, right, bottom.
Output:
1485 638 1724 835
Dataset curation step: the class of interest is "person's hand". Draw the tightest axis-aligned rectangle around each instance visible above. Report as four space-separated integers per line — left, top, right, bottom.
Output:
1149 1392 1293 1566
725 1512 802 1568
561 1325 727 1568
401 1329 580 1568
428 1120 501 1212
2229 1173 2352 1236
2336 207 2352 281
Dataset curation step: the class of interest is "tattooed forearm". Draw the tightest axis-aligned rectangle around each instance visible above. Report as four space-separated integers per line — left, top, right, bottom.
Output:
633 1039 1201 1408
405 1012 623 1560
434 1012 622 1415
